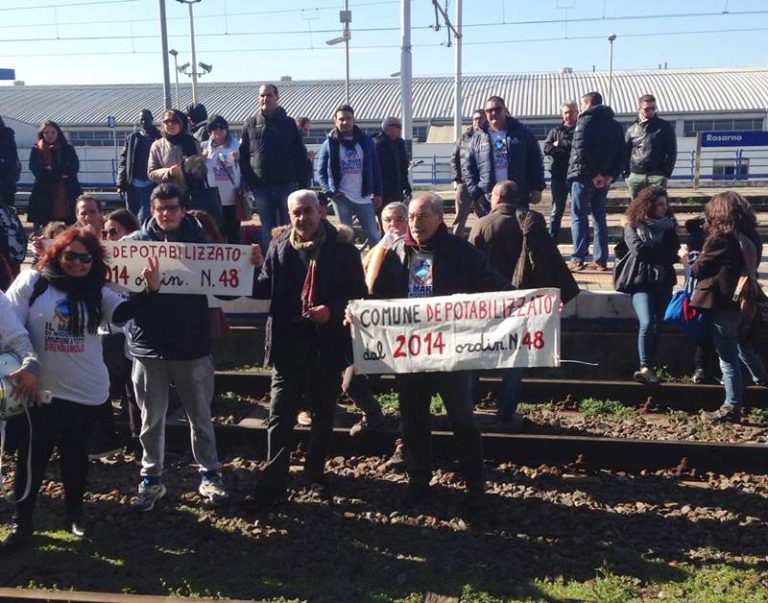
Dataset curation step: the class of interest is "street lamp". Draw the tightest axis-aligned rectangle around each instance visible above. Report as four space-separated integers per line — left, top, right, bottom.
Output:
607 33 617 108
176 0 202 104
326 0 351 104
168 48 180 108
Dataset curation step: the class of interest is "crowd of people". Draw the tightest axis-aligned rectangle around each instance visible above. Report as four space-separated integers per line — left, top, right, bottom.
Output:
0 86 764 555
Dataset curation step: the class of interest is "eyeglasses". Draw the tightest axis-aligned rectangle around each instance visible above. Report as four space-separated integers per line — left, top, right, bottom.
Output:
153 204 181 214
485 106 504 114
62 251 93 264
383 216 406 223
102 227 120 238
163 119 180 125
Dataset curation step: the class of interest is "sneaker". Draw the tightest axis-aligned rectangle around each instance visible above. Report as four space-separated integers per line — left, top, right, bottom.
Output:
198 473 230 506
349 412 386 437
567 260 585 272
132 478 166 513
702 404 742 424
384 439 406 470
633 367 659 385
585 261 608 271
297 411 312 427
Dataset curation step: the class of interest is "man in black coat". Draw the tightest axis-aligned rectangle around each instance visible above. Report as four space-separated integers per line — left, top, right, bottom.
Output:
368 192 509 505
566 92 624 271
0 116 20 207
117 109 161 225
624 94 677 199
543 101 577 239
374 116 411 231
450 109 487 237
249 189 367 504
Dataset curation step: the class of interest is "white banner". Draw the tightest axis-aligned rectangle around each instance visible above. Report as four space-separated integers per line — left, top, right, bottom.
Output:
103 241 254 296
350 288 561 374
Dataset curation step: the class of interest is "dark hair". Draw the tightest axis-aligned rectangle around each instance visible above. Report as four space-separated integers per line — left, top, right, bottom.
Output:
334 104 355 117
186 102 208 125
207 114 229 132
582 92 603 106
36 228 108 334
76 194 102 213
260 83 279 96
188 210 224 243
41 221 67 240
151 183 185 207
485 95 506 107
638 94 656 105
37 120 68 145
625 186 670 228
472 109 485 117
104 208 140 234
161 109 188 134
296 116 311 129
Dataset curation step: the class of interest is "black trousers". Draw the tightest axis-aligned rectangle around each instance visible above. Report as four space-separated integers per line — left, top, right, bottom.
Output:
13 398 101 524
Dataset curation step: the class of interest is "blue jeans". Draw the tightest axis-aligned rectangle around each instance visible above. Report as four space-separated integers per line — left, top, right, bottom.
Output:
548 175 569 239
570 180 609 264
126 185 153 226
331 195 381 245
252 182 296 252
631 288 671 369
471 368 524 418
711 310 743 409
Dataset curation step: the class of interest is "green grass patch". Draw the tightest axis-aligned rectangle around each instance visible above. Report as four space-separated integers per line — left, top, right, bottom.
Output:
747 407 768 425
373 391 445 415
578 398 636 419
517 401 554 415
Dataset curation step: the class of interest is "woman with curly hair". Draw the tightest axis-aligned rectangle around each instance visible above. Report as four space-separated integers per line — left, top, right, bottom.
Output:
686 191 768 422
1 228 158 553
620 186 680 384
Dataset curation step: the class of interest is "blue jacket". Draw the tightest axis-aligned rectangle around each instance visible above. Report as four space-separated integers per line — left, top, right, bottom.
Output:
461 116 545 202
126 215 212 360
318 126 383 199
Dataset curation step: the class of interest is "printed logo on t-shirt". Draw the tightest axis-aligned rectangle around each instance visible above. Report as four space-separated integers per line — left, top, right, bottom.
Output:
212 153 234 183
408 251 434 298
341 147 363 175
44 300 85 353
491 130 508 181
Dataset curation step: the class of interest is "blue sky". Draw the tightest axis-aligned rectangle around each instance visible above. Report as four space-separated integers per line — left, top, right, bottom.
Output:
0 0 766 85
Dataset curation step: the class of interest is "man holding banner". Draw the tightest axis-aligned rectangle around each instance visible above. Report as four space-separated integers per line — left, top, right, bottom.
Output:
249 189 366 504
365 192 509 505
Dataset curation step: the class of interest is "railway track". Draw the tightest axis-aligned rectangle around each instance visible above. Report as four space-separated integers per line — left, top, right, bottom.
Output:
189 372 768 476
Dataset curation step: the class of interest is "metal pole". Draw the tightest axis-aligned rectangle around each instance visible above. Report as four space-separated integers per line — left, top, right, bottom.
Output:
454 0 462 141
693 132 702 189
158 0 172 110
344 0 350 104
172 55 180 108
607 34 616 107
400 0 412 157
188 2 198 104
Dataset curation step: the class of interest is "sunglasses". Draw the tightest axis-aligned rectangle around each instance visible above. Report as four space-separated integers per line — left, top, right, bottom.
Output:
102 227 120 238
62 251 93 264
485 106 504 114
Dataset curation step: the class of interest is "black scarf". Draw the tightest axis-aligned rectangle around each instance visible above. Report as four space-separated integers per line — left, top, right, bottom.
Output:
163 131 199 158
41 264 103 335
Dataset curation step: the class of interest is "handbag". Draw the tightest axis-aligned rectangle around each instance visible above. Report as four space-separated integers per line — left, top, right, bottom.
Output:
187 185 224 227
664 287 708 341
216 155 254 222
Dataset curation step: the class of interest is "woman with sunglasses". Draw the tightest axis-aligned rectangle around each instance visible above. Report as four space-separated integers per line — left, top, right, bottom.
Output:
27 121 82 232
147 109 203 199
201 115 241 243
1 228 159 553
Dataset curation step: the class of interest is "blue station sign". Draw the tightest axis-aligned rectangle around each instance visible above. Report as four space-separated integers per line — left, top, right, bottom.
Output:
0 69 16 80
701 130 768 147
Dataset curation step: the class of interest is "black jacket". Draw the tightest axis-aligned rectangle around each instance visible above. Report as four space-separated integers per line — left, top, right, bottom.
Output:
450 127 475 184
126 215 212 360
252 220 367 369
624 115 677 178
371 224 510 299
27 143 82 226
543 123 575 179
615 220 680 293
0 125 20 200
117 128 161 190
374 131 411 202
239 106 308 188
567 104 624 182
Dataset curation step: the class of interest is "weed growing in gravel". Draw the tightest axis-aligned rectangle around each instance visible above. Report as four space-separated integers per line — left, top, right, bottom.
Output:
579 398 636 419
430 394 446 415
747 407 768 425
377 390 400 415
517 402 554 415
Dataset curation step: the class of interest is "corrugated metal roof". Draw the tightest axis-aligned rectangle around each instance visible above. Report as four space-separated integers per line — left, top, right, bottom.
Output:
1 67 766 127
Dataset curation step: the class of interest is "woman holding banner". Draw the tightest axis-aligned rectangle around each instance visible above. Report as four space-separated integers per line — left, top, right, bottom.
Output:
1 228 158 553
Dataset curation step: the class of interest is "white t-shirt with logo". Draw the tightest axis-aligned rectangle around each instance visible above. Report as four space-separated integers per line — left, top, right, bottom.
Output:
408 250 434 298
202 138 241 207
490 129 509 184
6 270 126 406
338 141 370 204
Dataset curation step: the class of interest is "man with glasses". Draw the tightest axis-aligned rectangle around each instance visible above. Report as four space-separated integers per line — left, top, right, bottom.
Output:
450 109 487 237
624 94 677 199
462 96 545 214
375 117 411 214
239 84 308 252
126 183 229 512
566 91 624 272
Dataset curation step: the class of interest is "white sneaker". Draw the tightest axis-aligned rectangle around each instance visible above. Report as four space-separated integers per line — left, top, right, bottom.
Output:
633 367 659 385
132 480 166 512
199 474 230 506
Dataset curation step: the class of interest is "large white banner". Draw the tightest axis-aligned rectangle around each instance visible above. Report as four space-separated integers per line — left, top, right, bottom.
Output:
103 241 254 296
350 288 561 374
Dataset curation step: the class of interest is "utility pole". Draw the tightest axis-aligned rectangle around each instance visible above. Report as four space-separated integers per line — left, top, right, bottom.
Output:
454 0 462 142
159 0 172 109
400 0 412 157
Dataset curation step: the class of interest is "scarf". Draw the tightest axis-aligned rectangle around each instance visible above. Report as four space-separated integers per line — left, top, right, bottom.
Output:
163 131 199 158
36 138 61 167
41 263 103 335
636 216 674 245
289 224 327 313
